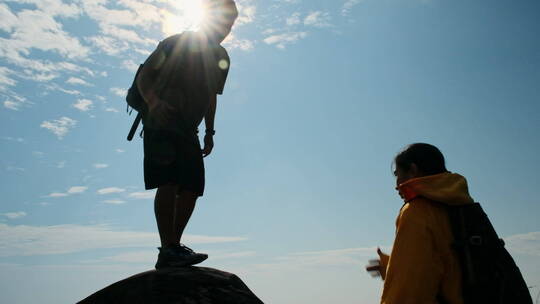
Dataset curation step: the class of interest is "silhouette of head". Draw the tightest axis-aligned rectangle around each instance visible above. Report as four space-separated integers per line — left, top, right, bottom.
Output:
393 143 448 185
200 0 238 43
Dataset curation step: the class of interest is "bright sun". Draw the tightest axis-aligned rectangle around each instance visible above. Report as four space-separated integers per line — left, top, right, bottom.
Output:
163 0 207 35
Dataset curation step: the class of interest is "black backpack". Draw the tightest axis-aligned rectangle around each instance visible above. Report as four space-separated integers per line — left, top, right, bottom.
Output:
444 202 532 304
125 64 147 141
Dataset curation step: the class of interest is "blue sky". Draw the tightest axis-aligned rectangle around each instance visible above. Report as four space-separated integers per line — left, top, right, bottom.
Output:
1 0 539 303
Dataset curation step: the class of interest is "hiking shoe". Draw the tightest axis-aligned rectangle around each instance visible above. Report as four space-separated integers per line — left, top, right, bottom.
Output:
155 244 208 269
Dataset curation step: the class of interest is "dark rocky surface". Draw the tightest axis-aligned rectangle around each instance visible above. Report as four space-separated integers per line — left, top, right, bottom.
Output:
78 266 264 304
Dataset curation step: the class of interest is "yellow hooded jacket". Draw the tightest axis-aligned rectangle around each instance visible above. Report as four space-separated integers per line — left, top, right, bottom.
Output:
380 172 474 304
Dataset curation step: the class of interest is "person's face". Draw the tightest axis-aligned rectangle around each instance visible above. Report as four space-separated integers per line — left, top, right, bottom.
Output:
200 0 236 43
394 164 419 187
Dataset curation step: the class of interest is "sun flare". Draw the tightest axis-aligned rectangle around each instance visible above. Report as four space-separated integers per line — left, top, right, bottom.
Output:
163 0 207 35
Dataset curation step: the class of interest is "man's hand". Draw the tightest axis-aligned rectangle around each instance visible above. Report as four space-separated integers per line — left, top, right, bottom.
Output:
365 248 389 280
202 134 214 157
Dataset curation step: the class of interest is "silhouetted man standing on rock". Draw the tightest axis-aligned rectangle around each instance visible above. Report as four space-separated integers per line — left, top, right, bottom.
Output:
137 0 238 269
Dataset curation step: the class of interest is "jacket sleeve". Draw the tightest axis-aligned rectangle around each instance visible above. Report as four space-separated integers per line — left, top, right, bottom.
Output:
378 251 390 280
381 203 444 304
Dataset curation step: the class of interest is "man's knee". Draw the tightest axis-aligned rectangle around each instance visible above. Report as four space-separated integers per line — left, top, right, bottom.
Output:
176 189 199 202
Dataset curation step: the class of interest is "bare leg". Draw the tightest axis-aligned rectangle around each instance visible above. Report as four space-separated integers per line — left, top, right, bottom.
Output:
154 184 178 248
174 190 198 244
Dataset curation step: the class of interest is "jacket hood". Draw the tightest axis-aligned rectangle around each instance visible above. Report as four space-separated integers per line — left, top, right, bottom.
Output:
398 172 474 205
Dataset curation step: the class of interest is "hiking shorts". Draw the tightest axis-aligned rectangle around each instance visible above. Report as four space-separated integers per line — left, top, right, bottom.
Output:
143 127 205 196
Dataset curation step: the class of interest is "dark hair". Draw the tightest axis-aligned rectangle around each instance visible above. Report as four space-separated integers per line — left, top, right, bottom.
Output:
394 143 448 176
201 0 238 42
205 0 238 26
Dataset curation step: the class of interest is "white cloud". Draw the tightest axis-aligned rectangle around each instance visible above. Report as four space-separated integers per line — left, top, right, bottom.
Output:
0 3 98 95
96 250 155 263
230 39 255 51
122 59 139 72
80 0 160 30
263 28 277 35
0 66 17 90
277 247 380 267
304 11 332 28
1 212 27 219
100 24 155 46
92 249 256 265
66 77 91 86
263 32 307 49
47 192 68 198
79 0 158 51
2 136 24 143
40 116 76 139
47 186 87 197
61 88 82 95
5 165 25 172
286 12 301 26
235 3 257 26
128 191 155 200
110 87 127 97
222 33 255 51
505 231 540 256
3 0 81 18
0 3 18 33
116 0 163 28
67 186 87 194
1 47 94 76
80 4 135 27
97 187 125 195
105 107 119 113
72 98 93 111
212 251 257 260
342 0 361 16
102 200 126 205
93 163 109 169
32 151 44 157
0 7 89 60
237 246 391 287
57 161 66 168
3 100 20 111
115 149 125 153
87 35 129 56
0 223 248 257
45 83 82 96
21 69 57 82
2 92 29 111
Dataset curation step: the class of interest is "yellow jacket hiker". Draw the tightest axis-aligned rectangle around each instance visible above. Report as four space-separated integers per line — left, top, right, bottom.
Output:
381 172 473 304
371 143 474 304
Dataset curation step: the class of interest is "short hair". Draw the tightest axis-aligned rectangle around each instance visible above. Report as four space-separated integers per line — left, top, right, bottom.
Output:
394 143 448 176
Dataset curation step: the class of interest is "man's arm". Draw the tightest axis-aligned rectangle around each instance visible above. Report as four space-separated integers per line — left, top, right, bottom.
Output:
202 94 217 157
205 94 217 132
136 45 165 108
381 203 443 304
136 44 176 125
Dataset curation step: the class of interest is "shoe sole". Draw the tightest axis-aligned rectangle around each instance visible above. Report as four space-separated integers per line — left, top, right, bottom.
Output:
155 255 208 269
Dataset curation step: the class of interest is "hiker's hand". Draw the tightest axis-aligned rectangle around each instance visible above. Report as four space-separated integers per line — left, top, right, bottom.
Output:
148 100 177 127
202 134 214 157
365 248 388 280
